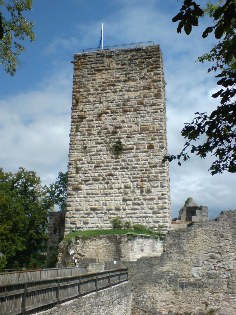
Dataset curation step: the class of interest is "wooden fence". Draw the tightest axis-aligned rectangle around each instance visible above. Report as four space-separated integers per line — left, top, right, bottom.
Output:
0 268 128 315
0 267 87 286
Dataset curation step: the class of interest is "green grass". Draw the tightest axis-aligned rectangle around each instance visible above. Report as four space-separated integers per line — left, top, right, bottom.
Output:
64 228 165 242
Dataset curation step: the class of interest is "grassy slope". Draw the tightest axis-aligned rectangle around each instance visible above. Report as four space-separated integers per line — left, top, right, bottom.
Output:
64 228 165 241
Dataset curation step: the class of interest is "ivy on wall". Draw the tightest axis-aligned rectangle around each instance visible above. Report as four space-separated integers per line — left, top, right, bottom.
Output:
110 139 124 156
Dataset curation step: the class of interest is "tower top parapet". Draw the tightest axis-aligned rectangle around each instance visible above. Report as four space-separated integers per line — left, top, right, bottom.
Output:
79 41 155 54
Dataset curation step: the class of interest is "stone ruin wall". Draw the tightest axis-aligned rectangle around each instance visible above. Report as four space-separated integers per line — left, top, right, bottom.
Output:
58 234 164 268
128 210 236 315
65 45 170 233
47 211 65 265
178 197 208 222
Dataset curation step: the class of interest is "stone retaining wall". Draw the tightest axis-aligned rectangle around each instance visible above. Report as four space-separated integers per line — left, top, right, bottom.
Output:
58 235 163 267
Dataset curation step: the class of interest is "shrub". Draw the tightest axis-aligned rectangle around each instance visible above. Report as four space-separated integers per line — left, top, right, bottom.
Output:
0 256 7 272
110 139 124 156
132 224 146 231
124 221 131 228
111 217 123 229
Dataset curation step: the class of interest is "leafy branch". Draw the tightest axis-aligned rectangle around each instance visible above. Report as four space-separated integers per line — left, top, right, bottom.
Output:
167 0 236 174
0 0 35 75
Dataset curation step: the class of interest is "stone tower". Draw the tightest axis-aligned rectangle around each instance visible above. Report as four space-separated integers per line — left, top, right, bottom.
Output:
65 45 171 233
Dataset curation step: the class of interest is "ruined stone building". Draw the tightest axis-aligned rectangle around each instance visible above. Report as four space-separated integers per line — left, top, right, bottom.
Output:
65 44 171 233
178 197 208 222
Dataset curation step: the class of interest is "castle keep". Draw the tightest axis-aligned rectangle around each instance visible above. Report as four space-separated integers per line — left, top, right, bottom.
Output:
65 45 171 233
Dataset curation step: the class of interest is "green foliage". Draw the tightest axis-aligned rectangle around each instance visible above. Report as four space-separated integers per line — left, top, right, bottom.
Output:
0 255 7 272
172 0 204 35
168 0 236 174
124 220 131 228
132 224 164 239
0 0 35 75
111 216 123 229
132 223 146 231
46 247 59 268
0 167 49 270
64 227 164 242
47 172 68 211
110 139 124 156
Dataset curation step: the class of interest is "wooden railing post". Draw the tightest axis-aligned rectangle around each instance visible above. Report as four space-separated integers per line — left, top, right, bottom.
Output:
108 270 111 286
95 273 98 291
78 276 81 296
55 268 59 304
21 282 27 315
56 278 60 304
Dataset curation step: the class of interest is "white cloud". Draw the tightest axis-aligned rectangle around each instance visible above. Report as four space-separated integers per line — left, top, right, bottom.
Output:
44 37 81 55
0 67 72 185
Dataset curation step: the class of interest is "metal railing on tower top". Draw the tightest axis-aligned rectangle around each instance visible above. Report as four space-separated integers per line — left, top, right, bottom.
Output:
82 41 155 53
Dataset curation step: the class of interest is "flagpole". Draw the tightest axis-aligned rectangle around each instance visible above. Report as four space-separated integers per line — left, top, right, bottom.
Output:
101 22 104 50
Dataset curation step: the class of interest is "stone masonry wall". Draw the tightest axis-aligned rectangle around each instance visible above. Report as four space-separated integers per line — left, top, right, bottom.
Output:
38 282 131 315
127 210 236 315
58 235 163 267
47 211 65 265
65 45 170 233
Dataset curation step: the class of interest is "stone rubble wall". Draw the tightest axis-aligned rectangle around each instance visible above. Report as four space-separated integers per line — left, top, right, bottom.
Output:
47 211 65 265
58 235 163 267
65 45 170 233
127 210 236 315
179 197 208 222
38 281 131 315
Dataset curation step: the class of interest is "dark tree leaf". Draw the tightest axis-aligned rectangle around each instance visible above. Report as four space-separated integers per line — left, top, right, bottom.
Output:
0 13 3 39
224 2 236 22
184 23 192 35
212 89 223 98
172 12 183 22
191 16 199 26
184 0 192 7
202 27 214 38
177 21 184 33
215 24 224 39
213 6 223 20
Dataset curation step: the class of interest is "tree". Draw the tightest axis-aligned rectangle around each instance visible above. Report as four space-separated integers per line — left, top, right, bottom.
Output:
166 0 236 175
0 0 35 75
47 171 68 212
0 168 49 270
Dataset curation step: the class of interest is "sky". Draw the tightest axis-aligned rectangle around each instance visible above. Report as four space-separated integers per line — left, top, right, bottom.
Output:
0 0 235 219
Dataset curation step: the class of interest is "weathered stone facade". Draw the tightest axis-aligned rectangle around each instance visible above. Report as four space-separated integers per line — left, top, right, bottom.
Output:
58 235 163 268
128 210 236 315
178 197 208 222
47 211 65 265
65 45 170 233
